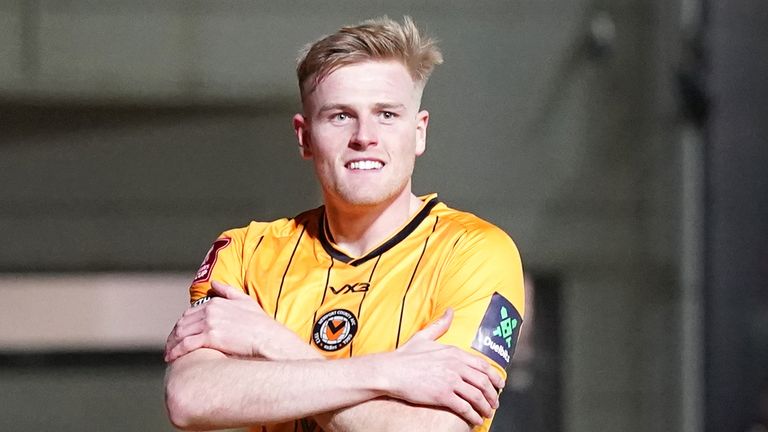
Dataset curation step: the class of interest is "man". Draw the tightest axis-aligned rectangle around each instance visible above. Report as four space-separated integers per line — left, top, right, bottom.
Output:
164 16 525 432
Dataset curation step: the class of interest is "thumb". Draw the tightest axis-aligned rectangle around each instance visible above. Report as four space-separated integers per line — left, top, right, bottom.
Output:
410 308 454 343
209 280 249 300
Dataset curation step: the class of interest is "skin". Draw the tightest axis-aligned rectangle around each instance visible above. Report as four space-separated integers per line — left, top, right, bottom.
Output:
164 60 504 431
165 281 504 430
165 282 503 429
293 60 429 256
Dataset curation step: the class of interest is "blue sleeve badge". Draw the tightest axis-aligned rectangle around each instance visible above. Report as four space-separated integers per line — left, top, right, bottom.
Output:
471 292 523 370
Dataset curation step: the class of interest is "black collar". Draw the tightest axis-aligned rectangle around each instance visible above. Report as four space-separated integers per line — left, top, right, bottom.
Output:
318 197 439 266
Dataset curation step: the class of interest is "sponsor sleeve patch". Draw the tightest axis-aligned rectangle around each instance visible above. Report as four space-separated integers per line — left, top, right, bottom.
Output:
192 238 231 284
471 292 523 370
191 296 212 307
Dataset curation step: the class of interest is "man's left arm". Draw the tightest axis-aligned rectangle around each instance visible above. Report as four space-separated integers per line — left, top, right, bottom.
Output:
434 226 526 383
323 226 526 432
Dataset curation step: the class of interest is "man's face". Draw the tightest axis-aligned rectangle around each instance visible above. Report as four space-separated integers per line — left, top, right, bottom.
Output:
293 60 429 208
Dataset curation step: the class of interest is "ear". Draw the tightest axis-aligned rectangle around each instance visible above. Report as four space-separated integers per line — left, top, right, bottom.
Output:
293 113 312 159
415 110 429 156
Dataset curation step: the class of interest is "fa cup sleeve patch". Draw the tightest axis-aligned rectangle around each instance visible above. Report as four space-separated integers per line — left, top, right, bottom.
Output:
193 238 231 284
471 292 523 370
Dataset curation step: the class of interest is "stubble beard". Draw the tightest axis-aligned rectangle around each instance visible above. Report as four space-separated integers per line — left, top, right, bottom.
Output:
321 168 414 210
331 177 409 208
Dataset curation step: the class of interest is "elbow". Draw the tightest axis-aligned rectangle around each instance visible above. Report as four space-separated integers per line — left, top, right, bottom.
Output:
165 370 205 430
166 391 194 430
165 385 194 430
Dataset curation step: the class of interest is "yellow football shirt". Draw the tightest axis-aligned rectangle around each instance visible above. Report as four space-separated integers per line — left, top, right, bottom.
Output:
189 194 525 432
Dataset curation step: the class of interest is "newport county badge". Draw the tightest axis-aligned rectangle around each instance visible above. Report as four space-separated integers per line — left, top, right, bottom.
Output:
471 292 523 370
312 309 358 352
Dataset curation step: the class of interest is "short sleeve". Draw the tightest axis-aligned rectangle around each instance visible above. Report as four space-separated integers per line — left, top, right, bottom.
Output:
188 228 247 304
434 225 526 379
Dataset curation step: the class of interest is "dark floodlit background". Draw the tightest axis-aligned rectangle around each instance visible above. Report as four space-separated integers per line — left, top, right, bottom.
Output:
1 1 766 432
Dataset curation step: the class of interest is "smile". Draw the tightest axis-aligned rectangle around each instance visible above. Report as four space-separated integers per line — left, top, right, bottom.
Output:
346 160 384 170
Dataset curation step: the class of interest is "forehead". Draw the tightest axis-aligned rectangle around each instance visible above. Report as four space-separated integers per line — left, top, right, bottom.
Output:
306 60 418 110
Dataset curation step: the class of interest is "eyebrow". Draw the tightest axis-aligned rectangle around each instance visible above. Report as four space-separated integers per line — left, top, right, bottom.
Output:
373 102 407 111
317 102 407 114
317 103 350 114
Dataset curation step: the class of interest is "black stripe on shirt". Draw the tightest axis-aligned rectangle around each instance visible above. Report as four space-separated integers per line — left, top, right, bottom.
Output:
274 225 306 320
243 235 264 296
309 256 335 345
349 254 383 357
395 216 439 348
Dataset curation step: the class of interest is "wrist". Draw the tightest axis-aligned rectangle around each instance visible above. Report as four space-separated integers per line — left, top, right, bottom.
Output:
364 352 398 398
258 332 323 361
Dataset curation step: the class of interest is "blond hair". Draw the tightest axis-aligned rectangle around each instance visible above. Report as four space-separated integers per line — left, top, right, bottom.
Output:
297 16 443 98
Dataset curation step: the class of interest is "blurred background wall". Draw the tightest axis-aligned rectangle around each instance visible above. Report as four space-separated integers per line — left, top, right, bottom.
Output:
0 1 766 431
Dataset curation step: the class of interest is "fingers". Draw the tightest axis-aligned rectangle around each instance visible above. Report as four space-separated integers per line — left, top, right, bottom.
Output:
165 333 207 362
409 308 454 343
165 317 207 362
208 282 265 316
448 351 500 422
210 280 249 300
459 365 500 411
463 353 505 390
489 369 504 390
454 380 494 421
444 393 485 427
164 286 270 362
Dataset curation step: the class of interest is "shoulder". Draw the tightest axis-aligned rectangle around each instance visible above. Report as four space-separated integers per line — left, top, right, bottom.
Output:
432 201 520 259
218 206 323 243
430 200 526 319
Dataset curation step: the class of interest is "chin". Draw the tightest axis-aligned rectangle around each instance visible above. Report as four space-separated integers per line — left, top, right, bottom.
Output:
324 176 411 209
340 194 389 207
335 187 399 208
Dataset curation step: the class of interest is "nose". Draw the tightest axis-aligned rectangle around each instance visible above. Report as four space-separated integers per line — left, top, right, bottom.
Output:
349 117 377 150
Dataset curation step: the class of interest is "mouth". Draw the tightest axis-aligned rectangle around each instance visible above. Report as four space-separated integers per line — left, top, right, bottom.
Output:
345 160 384 171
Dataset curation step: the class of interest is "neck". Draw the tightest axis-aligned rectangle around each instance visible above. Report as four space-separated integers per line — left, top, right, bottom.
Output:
324 190 424 257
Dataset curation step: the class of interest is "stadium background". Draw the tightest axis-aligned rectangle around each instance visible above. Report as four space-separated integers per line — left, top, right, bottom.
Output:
1 1 766 431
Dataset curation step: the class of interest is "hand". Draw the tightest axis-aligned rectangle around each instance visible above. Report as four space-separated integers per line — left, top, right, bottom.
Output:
378 309 505 427
164 281 314 362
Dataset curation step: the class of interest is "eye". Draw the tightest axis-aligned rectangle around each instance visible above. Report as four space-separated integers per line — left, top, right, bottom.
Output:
333 112 350 121
380 111 397 120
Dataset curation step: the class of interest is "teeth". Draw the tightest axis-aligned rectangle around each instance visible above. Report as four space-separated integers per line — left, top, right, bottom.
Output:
348 160 383 170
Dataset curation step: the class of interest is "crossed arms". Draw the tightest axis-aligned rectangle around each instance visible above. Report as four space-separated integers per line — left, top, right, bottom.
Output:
164 281 505 431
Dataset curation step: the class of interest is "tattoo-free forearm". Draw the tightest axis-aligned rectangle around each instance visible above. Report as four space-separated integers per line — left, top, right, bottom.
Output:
315 397 472 432
165 348 387 430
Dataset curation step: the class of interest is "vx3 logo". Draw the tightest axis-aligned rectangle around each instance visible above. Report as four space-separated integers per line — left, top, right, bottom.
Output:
330 282 370 295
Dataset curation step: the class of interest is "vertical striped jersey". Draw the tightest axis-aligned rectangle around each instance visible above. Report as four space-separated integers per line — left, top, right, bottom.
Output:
189 194 525 432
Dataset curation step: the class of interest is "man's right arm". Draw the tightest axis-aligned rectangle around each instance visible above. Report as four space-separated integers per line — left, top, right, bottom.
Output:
166 348 384 429
165 283 501 431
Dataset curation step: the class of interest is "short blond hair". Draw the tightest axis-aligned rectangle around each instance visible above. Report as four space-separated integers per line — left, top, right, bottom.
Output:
297 16 443 99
